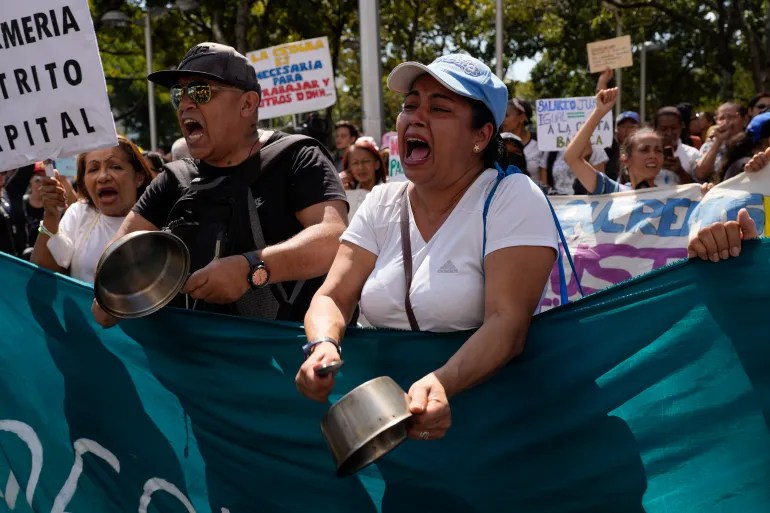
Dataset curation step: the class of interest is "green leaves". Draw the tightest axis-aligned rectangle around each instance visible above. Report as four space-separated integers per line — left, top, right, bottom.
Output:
92 0 770 146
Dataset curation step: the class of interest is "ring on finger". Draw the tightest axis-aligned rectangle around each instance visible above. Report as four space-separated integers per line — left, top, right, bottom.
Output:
418 431 430 440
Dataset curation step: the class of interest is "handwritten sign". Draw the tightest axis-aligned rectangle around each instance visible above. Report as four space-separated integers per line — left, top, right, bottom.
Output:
535 96 613 151
386 132 407 182
587 35 633 73
246 37 336 120
1 0 118 170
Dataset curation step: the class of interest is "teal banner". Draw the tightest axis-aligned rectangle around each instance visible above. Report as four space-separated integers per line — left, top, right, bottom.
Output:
0 243 769 512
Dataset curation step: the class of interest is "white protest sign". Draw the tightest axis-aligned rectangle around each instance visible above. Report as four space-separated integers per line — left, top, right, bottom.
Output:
247 37 336 120
535 96 613 152
586 35 633 73
382 131 402 178
0 0 117 170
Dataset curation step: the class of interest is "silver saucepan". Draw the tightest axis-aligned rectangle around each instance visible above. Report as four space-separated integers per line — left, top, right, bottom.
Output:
94 230 190 319
321 376 412 476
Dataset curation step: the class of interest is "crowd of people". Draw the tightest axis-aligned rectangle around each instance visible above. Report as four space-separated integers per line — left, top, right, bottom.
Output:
2 41 769 442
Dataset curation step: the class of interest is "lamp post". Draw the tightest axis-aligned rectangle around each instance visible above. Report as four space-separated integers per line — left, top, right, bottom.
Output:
639 41 664 123
495 0 504 79
358 0 383 143
101 1 198 150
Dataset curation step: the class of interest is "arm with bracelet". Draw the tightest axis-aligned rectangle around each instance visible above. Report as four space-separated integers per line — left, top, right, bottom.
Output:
295 242 376 402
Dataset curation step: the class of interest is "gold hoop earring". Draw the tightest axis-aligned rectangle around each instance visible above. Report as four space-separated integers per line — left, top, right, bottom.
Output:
473 143 481 153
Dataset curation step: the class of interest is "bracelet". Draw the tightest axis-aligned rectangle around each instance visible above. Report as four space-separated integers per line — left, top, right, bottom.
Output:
38 220 57 238
302 337 341 360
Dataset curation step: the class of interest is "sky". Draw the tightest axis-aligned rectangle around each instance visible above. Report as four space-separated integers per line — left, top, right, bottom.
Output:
510 57 538 82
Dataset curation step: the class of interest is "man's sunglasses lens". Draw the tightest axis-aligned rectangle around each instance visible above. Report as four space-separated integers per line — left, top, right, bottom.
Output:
170 84 212 109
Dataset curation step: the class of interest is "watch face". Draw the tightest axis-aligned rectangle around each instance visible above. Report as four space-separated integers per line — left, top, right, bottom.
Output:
251 266 269 287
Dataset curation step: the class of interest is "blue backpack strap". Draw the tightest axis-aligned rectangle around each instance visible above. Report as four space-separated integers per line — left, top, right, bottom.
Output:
484 163 584 306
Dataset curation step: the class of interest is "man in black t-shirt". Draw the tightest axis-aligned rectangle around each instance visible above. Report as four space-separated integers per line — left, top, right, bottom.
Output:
92 42 347 326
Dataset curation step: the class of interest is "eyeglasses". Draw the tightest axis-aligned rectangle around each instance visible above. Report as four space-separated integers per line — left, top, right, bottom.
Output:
170 82 244 109
716 113 741 122
349 158 374 167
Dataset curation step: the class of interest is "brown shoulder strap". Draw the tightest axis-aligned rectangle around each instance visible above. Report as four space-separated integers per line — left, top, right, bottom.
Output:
399 184 420 331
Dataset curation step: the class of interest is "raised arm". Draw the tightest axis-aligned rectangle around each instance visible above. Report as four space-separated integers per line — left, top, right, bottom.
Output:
30 171 68 273
563 88 618 193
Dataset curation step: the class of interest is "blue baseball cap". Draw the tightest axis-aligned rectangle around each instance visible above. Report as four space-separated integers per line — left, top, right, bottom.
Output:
387 54 508 130
747 112 770 143
616 111 641 125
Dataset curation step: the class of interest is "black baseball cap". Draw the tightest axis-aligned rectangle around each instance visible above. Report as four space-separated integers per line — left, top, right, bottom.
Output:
147 42 261 96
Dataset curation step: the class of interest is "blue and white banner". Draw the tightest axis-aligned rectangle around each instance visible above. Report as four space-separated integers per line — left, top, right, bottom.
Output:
543 169 770 309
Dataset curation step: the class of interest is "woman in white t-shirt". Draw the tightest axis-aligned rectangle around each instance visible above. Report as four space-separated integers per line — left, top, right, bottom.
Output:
296 54 558 442
31 136 153 283
340 137 388 220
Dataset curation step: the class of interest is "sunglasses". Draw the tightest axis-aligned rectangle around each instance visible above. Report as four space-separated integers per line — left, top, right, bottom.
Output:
756 103 770 112
170 82 244 109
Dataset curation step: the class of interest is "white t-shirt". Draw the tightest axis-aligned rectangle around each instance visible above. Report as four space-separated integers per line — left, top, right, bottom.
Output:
523 137 543 180
656 140 701 186
341 170 559 332
47 201 125 284
345 188 370 221
540 147 609 195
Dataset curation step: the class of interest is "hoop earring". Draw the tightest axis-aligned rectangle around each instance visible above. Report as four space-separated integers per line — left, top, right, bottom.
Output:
473 143 481 153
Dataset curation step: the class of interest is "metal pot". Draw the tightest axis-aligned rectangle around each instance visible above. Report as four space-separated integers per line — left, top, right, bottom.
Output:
321 376 412 476
94 230 190 319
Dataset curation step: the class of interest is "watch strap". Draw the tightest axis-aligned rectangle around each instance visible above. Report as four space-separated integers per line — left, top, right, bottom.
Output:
242 251 261 267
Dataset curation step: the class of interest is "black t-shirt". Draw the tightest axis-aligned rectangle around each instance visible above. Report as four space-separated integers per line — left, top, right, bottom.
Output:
0 195 16 256
23 197 44 248
133 131 347 321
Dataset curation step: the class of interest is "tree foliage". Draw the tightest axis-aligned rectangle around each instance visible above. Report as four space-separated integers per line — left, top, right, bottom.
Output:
91 0 770 147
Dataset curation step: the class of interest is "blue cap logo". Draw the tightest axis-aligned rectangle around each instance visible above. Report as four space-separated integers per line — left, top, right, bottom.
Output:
434 55 484 77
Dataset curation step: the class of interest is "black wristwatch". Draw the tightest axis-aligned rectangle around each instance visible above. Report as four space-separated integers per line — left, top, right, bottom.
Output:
242 251 270 289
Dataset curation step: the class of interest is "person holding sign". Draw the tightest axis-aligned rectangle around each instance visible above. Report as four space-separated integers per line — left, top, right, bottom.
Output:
564 88 665 193
31 136 153 283
295 54 558 441
566 89 719 197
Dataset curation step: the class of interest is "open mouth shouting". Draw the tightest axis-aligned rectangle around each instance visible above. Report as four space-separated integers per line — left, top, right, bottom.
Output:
182 117 206 144
404 136 431 166
96 186 119 206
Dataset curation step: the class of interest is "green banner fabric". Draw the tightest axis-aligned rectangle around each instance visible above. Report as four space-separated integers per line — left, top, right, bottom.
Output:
0 242 769 513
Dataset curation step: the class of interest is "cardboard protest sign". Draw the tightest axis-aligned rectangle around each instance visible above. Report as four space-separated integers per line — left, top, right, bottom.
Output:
587 35 633 73
386 132 407 182
535 96 613 152
382 131 401 176
247 37 336 120
1 0 117 170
